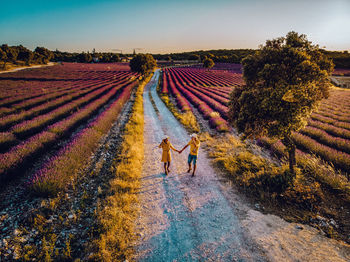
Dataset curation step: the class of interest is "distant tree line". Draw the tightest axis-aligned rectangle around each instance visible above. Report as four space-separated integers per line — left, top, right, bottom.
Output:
0 44 54 68
323 50 350 68
53 50 122 63
1 44 350 68
0 44 124 68
153 49 350 68
153 49 257 64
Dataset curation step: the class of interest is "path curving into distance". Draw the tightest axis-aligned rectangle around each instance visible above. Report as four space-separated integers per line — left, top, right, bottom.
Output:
132 70 350 262
133 70 266 261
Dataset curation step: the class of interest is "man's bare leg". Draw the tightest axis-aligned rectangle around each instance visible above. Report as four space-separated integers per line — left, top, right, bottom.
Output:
192 164 197 177
187 163 192 173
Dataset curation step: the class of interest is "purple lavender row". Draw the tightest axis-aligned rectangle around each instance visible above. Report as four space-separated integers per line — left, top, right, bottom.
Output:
0 77 117 130
292 132 350 172
29 80 137 195
0 80 138 180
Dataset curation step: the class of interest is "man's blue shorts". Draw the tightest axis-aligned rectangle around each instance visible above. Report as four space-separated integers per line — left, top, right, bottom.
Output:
188 154 197 165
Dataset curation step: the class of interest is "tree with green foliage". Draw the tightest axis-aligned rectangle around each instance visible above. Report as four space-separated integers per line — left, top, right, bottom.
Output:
129 54 157 75
207 53 215 59
229 54 239 63
1 44 19 68
77 52 92 63
203 57 215 70
110 53 120 62
100 54 110 63
34 47 54 64
188 54 200 61
228 31 334 174
33 52 44 64
22 50 34 65
0 47 7 68
17 46 34 65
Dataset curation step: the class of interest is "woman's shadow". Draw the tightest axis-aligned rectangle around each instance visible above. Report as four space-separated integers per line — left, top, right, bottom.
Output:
136 172 188 194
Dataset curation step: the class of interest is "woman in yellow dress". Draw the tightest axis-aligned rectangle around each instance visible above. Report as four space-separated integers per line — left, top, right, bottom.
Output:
158 136 179 175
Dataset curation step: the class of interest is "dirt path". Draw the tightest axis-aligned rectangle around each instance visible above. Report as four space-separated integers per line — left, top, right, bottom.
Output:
133 71 264 261
0 62 55 74
132 70 350 261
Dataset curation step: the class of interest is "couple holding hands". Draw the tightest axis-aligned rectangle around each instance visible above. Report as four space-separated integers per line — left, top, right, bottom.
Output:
158 133 200 177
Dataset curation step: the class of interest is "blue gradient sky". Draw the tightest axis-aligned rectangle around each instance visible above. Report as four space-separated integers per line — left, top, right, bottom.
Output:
1 0 349 53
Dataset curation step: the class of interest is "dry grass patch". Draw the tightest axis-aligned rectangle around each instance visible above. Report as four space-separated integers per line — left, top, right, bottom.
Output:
94 74 150 261
201 132 350 242
202 133 293 196
159 93 200 133
259 137 350 199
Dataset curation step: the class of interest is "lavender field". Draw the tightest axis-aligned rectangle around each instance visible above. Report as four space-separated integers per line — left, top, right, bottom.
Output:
0 63 139 194
160 64 350 173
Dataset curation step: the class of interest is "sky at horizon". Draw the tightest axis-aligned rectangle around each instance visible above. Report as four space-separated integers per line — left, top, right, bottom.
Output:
1 0 349 54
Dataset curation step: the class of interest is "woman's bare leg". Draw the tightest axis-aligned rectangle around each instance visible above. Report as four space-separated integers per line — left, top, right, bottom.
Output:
164 162 168 175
